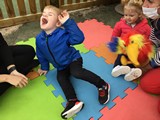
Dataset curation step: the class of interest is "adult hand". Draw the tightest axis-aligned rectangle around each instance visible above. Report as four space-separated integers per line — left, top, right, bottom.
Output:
10 69 28 80
5 74 28 88
38 68 48 76
58 10 69 24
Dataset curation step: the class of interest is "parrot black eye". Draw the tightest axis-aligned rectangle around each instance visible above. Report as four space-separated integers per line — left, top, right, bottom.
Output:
131 41 134 43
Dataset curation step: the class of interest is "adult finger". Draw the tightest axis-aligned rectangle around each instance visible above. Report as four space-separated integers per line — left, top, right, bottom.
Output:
18 79 28 88
21 77 28 86
21 74 28 80
16 83 23 88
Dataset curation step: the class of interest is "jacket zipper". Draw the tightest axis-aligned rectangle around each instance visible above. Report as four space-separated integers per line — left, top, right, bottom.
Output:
46 37 60 66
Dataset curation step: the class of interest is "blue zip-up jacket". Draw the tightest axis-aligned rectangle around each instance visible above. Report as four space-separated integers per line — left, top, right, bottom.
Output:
36 19 85 71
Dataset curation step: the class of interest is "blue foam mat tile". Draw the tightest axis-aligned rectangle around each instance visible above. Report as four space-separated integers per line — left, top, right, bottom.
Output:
44 51 137 120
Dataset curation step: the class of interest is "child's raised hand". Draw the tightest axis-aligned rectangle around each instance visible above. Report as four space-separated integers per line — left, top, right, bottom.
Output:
58 10 69 24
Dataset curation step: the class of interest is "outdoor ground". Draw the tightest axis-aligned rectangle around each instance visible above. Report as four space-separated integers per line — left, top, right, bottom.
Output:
1 3 160 120
0 3 122 45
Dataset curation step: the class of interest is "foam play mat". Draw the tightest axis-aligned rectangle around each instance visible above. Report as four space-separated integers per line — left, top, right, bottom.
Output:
0 19 160 120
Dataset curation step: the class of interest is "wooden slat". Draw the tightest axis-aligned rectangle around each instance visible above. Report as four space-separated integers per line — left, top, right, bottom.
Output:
39 0 50 12
60 0 107 11
17 0 26 15
29 0 37 13
0 8 3 19
4 0 15 17
39 0 45 11
39 0 46 12
67 0 72 4
59 0 64 6
0 13 41 28
45 0 50 5
76 0 80 3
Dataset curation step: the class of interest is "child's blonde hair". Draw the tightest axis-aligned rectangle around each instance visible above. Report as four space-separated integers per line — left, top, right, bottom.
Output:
43 5 61 15
121 0 143 15
121 0 143 6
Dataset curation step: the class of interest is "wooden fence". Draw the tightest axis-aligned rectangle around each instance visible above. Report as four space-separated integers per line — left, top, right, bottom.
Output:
0 0 116 28
59 0 108 11
0 0 50 28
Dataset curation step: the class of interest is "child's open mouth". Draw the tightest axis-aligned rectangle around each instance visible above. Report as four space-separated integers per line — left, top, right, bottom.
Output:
42 18 48 25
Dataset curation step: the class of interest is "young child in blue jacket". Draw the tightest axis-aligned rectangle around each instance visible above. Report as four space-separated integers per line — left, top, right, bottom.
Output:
36 5 110 119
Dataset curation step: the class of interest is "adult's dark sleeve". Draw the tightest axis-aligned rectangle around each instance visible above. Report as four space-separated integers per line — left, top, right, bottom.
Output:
0 33 14 68
150 18 160 40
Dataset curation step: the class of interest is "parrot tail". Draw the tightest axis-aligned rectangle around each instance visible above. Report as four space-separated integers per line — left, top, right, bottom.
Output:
107 37 119 52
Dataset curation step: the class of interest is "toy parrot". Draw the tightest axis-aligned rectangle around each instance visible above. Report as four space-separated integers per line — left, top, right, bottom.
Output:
108 32 156 67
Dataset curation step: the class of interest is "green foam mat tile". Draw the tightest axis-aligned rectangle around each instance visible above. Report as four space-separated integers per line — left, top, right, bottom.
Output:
74 44 89 54
0 76 67 120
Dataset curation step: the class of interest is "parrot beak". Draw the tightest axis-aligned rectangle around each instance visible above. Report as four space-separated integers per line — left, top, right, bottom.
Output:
126 43 140 66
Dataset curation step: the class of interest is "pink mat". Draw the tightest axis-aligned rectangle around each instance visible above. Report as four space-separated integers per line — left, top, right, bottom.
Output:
100 86 160 120
78 19 113 49
78 19 160 120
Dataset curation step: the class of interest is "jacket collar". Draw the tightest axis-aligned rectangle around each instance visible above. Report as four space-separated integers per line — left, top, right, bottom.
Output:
41 27 61 37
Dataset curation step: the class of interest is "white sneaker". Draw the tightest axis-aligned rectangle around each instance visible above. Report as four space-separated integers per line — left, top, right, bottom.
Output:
124 68 142 81
61 101 84 119
111 65 131 77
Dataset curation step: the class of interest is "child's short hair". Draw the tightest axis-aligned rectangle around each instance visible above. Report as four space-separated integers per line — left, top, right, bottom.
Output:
43 5 61 15
122 0 143 14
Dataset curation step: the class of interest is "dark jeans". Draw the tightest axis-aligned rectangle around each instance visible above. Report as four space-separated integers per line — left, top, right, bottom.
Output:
0 45 39 95
57 57 106 101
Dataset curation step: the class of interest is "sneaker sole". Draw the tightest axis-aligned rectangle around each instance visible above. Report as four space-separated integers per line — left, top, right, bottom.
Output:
62 102 84 119
103 84 110 104
124 69 142 81
112 66 130 77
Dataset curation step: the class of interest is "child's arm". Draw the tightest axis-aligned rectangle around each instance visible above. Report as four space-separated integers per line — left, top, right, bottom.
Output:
58 10 84 45
150 18 160 47
112 22 121 37
36 43 49 71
